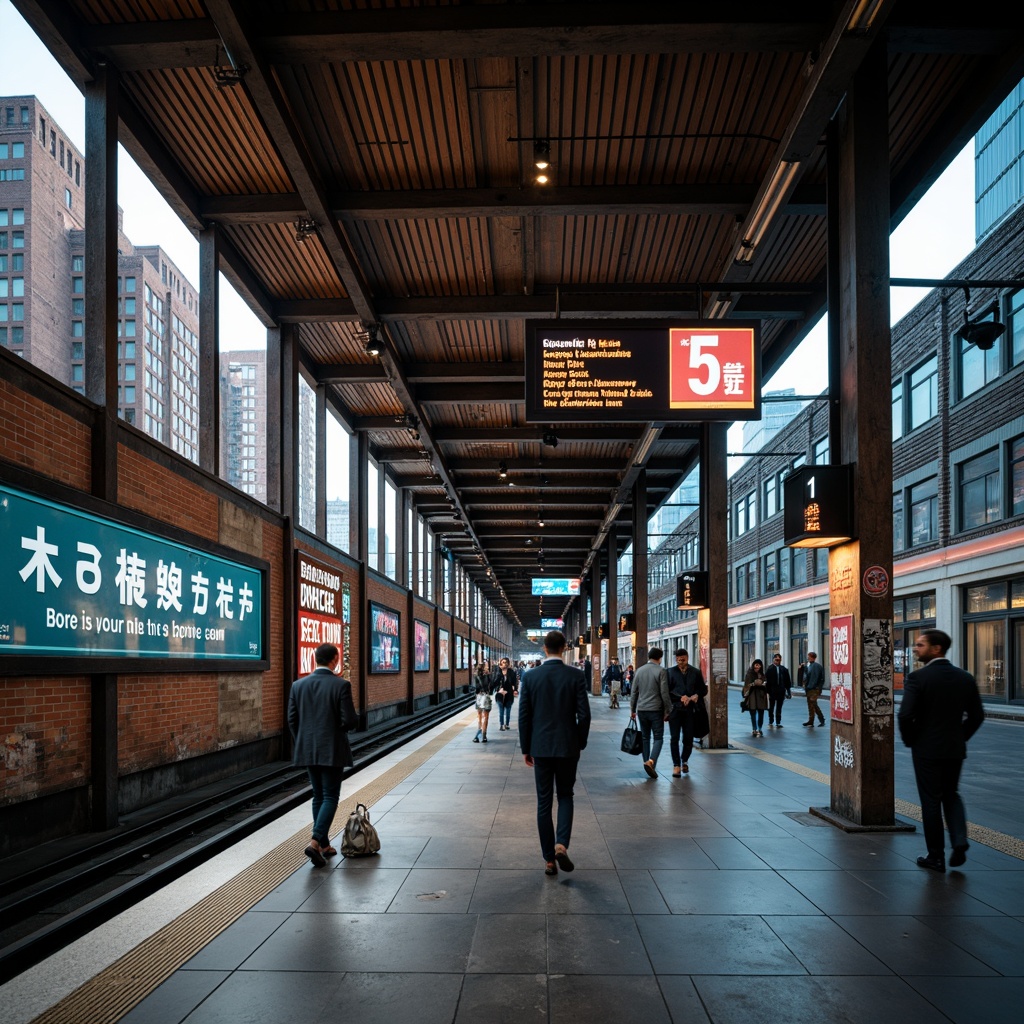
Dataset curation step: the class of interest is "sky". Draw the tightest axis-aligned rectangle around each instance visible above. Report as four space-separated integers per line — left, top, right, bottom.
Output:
1 1 978 441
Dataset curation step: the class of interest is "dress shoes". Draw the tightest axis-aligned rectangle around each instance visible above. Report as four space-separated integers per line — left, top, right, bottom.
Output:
802 721 814 727
554 845 575 872
304 841 326 868
950 845 968 867
545 861 558 876
916 856 946 873
643 759 657 778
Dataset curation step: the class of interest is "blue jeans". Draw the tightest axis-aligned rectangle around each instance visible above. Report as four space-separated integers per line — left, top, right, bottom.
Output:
637 710 665 766
307 765 344 845
498 701 513 728
748 708 765 731
532 756 579 861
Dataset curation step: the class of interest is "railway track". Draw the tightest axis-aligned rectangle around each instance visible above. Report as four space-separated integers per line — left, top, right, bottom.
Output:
0 694 474 983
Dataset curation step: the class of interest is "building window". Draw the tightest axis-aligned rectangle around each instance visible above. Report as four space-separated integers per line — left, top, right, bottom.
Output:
1010 435 1024 517
892 382 904 440
789 614 808 677
763 475 778 519
72 255 84 272
65 188 72 209
735 490 756 535
72 320 84 337
959 449 1000 530
909 356 938 429
12 231 23 248
762 551 776 593
735 559 756 603
71 341 83 359
740 624 756 672
813 435 829 465
893 491 905 553
909 477 938 546
1008 287 1024 369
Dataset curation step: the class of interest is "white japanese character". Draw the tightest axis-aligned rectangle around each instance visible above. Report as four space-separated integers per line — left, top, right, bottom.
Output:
156 560 183 612
723 361 746 395
192 571 209 615
115 549 148 608
215 577 234 619
76 542 102 595
238 582 254 621
19 526 62 592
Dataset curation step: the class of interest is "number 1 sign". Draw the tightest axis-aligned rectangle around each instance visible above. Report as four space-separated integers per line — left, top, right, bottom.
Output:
668 327 757 410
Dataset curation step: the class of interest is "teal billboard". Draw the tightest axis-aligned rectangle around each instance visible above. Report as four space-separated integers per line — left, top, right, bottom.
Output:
0 483 265 663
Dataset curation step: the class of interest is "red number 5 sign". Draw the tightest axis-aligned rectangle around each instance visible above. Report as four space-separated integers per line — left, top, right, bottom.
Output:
668 327 757 410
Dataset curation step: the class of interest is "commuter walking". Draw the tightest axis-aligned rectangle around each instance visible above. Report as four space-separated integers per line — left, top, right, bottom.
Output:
492 657 519 731
666 648 707 777
743 658 768 736
623 664 634 696
603 657 623 708
287 642 357 867
765 653 792 727
801 651 826 727
474 665 494 742
897 629 984 872
629 648 671 778
519 631 592 876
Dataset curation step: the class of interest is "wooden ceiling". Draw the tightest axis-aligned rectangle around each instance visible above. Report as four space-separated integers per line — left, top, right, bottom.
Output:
17 1 1024 627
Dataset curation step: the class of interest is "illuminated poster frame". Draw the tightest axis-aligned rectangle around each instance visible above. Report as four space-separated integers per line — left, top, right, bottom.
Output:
414 618 430 672
531 577 581 596
368 600 401 673
296 551 350 678
526 320 760 423
438 627 450 671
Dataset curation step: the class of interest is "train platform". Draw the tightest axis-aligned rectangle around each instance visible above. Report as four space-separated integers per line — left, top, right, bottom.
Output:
3 698 1022 1024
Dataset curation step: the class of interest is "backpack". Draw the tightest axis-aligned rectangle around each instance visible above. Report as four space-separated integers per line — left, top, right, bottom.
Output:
340 802 381 857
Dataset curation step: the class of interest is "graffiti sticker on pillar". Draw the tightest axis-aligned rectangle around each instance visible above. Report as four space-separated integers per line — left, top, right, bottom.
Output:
834 735 855 769
829 614 854 724
862 565 889 597
862 618 894 742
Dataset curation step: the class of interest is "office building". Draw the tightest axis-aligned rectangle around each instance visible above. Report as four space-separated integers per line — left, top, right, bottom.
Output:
219 349 268 503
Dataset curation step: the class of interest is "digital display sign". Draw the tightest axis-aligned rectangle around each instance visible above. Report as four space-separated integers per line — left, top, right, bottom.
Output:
783 465 854 548
531 577 581 596
526 321 760 422
540 617 564 628
677 571 709 610
368 600 401 673
297 552 349 677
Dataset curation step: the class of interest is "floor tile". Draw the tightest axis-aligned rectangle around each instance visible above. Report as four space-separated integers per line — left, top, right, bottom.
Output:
763 915 892 974
902 976 1024 1024
182 911 291 969
455 973 547 1024
649 869 822 915
119 970 230 1024
547 914 653 975
549 974 672 1024
467 914 547 973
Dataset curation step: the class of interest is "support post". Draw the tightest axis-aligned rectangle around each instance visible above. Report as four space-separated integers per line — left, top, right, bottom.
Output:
632 470 648 667
198 226 220 476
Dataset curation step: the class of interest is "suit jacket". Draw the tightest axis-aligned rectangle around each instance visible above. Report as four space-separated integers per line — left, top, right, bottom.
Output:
666 664 707 708
803 660 825 690
288 666 357 768
518 657 591 759
765 663 792 698
897 657 984 759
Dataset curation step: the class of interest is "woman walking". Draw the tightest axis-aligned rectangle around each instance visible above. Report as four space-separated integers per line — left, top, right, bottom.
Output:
492 657 519 731
474 664 494 742
743 658 768 737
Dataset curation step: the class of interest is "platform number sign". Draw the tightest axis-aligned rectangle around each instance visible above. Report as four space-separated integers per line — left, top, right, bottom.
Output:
783 465 854 548
668 328 757 410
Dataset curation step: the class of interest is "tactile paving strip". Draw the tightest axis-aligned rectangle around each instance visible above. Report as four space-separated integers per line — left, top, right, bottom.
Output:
735 741 1024 860
29 715 473 1024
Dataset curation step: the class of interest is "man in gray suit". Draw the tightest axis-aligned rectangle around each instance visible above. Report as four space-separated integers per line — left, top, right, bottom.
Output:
288 642 358 867
519 630 592 876
801 651 826 727
629 648 671 778
897 628 984 873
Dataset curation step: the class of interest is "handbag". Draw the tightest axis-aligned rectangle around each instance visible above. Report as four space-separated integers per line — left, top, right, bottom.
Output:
340 802 381 857
693 698 710 739
620 718 644 756
739 697 748 712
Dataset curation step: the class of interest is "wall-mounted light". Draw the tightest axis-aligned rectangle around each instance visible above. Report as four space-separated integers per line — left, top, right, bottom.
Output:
957 286 1006 351
362 324 382 357
498 460 508 479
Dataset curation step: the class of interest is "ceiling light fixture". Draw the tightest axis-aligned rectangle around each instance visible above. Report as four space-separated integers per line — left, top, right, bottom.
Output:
294 217 318 243
534 140 551 185
846 0 887 33
211 45 249 88
736 160 801 263
543 431 558 448
498 460 508 479
361 323 382 357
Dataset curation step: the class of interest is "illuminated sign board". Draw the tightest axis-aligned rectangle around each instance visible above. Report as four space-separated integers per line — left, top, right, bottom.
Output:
368 600 401 673
0 482 265 667
677 571 709 610
618 613 635 632
531 577 581 596
526 321 760 422
540 617 564 628
296 551 350 677
783 465 854 548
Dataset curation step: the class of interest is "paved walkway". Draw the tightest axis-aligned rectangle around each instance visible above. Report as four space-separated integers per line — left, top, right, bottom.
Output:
10 698 1023 1024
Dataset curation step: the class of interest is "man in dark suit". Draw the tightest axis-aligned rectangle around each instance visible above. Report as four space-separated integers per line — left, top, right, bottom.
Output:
897 628 984 873
519 630 592 876
288 642 358 867
765 653 792 728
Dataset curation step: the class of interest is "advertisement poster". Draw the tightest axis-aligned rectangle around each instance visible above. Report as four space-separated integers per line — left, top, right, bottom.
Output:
296 552 348 677
438 627 450 671
830 614 854 724
1 482 264 663
414 619 430 671
368 600 400 673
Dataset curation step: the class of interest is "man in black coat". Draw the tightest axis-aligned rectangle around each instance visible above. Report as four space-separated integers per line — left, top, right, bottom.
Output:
765 653 792 728
897 628 984 873
519 630 592 876
288 642 358 867
666 648 707 777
